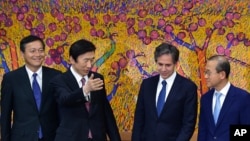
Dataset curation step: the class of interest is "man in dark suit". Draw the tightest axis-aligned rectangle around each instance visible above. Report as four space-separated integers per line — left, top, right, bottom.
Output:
132 43 198 141
198 55 250 141
1 35 61 141
50 39 121 141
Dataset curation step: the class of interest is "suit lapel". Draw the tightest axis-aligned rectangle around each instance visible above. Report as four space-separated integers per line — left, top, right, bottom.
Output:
41 67 46 111
215 86 235 127
150 75 160 117
40 67 51 112
64 70 92 114
206 91 216 129
162 74 181 112
64 70 80 90
19 66 39 112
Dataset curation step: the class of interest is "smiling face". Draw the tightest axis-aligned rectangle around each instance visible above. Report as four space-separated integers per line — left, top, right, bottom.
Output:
156 54 176 79
70 51 95 77
21 40 45 72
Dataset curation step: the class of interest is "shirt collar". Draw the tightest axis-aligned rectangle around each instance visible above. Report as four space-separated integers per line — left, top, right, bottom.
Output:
159 71 176 84
216 82 231 96
25 66 42 79
70 66 88 83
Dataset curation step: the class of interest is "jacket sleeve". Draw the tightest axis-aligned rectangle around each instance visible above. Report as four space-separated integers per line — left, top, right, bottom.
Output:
102 76 121 141
1 74 13 141
197 96 207 141
132 80 145 141
176 82 198 141
50 75 87 106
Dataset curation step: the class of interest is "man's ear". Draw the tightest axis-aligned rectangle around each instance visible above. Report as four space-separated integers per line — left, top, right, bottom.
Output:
219 71 226 79
20 50 24 57
69 56 74 64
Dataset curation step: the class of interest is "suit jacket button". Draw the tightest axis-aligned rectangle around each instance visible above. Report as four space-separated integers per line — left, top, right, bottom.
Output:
213 136 217 139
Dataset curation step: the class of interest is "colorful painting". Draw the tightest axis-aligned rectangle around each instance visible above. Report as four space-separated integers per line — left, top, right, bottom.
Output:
0 0 250 132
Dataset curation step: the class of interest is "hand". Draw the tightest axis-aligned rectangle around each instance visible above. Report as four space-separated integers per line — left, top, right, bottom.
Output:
83 73 104 93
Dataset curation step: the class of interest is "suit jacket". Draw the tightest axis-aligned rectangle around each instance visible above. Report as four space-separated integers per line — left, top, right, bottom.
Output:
50 70 121 141
1 66 61 141
198 85 250 141
132 73 198 141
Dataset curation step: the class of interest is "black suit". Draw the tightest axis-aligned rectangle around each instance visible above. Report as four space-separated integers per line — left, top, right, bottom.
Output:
1 66 61 141
132 74 198 141
50 70 121 141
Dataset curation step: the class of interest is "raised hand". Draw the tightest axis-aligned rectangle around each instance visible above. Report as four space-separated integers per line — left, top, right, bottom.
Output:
83 73 104 94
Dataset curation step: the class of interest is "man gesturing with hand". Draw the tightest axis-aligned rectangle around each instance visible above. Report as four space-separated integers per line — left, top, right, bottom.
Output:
82 73 104 95
50 39 121 141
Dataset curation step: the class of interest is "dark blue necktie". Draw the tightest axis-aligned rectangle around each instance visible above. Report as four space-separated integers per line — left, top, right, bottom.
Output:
157 80 167 116
32 73 41 110
32 73 43 138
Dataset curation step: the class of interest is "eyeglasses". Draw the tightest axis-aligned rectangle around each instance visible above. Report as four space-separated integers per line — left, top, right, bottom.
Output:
204 70 220 76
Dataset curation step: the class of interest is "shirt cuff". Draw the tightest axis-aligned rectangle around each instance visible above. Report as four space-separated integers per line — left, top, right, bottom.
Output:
83 93 91 101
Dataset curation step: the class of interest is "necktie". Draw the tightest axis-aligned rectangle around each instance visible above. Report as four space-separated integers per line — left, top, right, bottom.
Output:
33 73 41 110
81 78 91 111
81 77 86 86
157 80 167 116
81 78 92 138
32 73 43 138
213 92 222 124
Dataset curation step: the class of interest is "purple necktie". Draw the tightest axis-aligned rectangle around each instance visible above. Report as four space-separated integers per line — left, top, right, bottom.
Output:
81 78 91 111
81 78 92 139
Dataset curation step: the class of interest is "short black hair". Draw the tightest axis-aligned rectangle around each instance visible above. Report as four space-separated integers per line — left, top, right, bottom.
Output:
69 39 96 62
20 35 45 52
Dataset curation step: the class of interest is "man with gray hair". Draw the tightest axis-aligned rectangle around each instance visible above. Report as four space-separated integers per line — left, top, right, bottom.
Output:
198 55 250 141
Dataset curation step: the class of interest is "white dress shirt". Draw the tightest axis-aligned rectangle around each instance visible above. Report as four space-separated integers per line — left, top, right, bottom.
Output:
212 82 230 113
70 66 90 101
156 72 177 106
26 66 42 91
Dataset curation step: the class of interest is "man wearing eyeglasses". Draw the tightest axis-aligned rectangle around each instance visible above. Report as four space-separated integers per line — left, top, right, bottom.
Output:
198 55 250 141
